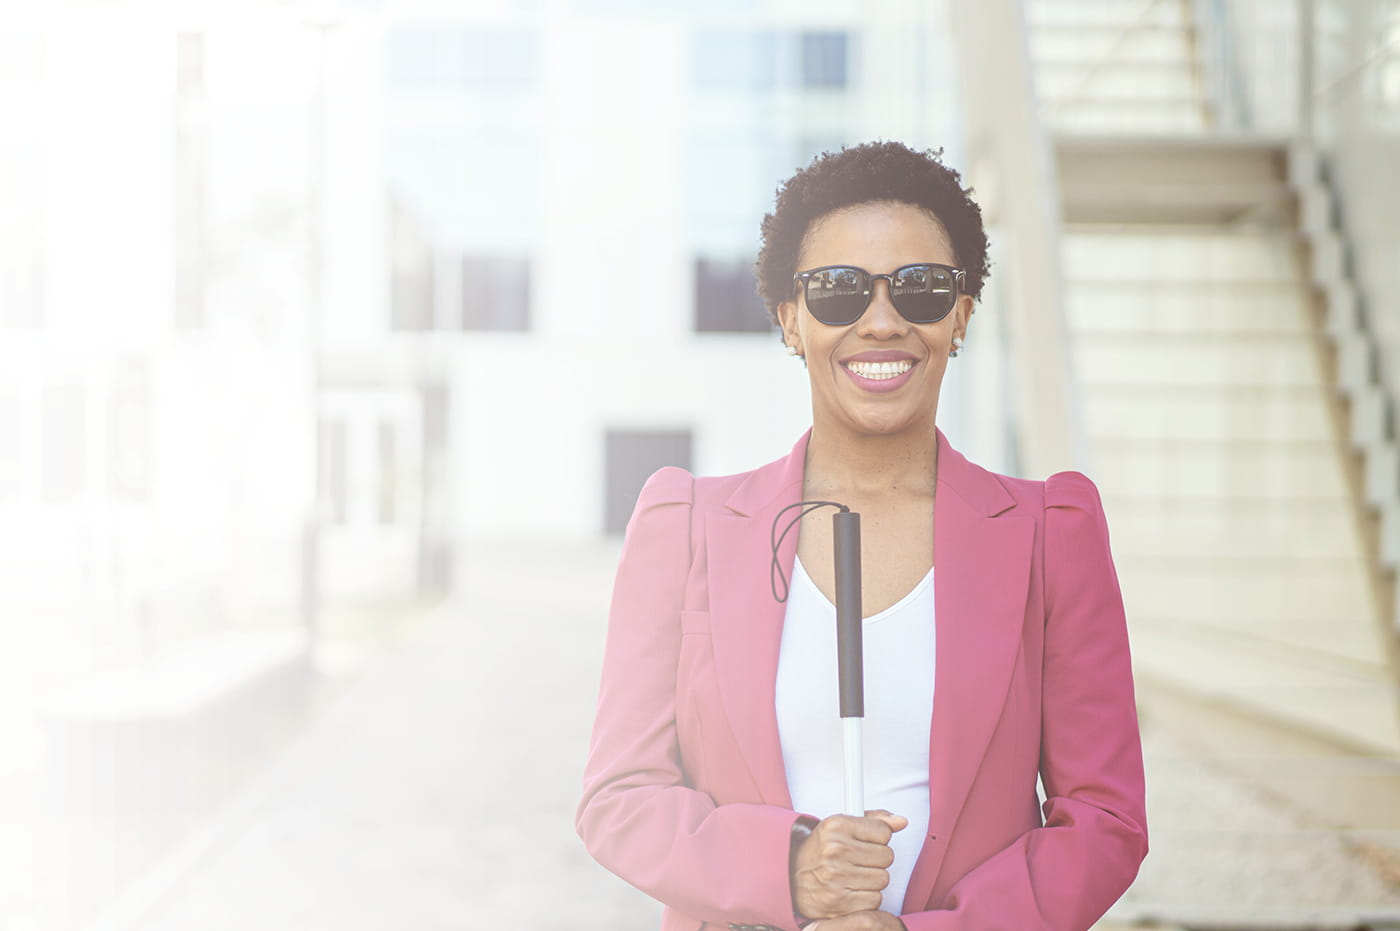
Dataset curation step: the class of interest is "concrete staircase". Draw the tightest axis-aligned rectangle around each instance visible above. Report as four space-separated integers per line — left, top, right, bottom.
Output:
1024 1 1400 925
1026 0 1400 760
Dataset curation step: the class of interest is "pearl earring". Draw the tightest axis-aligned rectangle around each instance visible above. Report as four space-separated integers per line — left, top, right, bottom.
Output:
949 336 965 358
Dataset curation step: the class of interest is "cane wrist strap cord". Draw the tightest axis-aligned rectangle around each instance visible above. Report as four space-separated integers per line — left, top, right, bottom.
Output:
770 500 849 603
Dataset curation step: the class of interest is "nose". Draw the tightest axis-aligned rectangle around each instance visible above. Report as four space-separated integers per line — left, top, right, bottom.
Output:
856 276 908 337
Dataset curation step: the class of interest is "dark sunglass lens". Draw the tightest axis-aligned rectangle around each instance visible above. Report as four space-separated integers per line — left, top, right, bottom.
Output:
806 267 868 324
891 265 955 323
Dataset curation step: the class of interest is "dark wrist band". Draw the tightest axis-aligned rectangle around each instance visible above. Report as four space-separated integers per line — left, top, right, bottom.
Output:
789 815 820 928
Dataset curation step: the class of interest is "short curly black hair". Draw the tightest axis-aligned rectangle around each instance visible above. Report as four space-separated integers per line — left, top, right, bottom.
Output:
755 140 990 333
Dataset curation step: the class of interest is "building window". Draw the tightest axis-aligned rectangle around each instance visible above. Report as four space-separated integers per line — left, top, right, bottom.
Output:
692 30 851 91
460 255 530 331
801 31 849 89
605 429 693 535
693 29 777 91
694 257 772 333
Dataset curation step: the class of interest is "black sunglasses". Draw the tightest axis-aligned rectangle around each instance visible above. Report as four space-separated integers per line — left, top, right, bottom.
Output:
793 263 966 325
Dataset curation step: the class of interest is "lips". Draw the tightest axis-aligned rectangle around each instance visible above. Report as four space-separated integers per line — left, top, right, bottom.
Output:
840 356 918 393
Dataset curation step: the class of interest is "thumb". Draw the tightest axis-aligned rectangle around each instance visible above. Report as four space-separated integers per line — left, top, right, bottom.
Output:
866 809 910 832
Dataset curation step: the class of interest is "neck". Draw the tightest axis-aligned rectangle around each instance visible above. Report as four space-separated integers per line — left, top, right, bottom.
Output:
803 419 940 498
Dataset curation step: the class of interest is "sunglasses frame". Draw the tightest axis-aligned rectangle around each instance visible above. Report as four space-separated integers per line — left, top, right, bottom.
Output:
792 262 967 326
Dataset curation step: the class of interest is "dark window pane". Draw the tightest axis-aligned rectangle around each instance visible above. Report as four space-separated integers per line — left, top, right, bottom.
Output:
460 255 530 331
694 257 771 333
605 429 693 535
693 30 776 90
801 31 848 89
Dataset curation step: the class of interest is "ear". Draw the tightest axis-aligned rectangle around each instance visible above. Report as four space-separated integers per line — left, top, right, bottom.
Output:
777 299 802 351
953 294 974 340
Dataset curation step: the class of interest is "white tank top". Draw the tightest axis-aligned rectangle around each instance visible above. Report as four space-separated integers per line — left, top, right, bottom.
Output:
775 555 936 916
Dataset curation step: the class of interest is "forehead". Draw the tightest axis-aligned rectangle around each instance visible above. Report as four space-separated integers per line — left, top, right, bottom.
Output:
797 201 955 271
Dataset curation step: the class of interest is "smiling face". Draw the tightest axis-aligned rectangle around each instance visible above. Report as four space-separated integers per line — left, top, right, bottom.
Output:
776 200 973 439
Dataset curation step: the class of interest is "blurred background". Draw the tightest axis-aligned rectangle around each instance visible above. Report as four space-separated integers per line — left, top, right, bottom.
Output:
2 0 1400 928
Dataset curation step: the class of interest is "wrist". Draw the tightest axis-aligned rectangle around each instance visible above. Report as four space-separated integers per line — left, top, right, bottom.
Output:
788 814 820 928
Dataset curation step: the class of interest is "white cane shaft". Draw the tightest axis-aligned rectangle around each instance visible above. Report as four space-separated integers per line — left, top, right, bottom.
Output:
843 716 864 816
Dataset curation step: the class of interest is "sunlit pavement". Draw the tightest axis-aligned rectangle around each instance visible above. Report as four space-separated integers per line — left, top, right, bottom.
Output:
73 539 1400 931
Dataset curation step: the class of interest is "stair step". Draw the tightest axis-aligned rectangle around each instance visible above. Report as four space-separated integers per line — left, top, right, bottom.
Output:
1045 99 1208 133
1092 441 1347 499
1065 287 1309 335
1037 62 1200 101
1054 140 1292 223
1129 623 1400 756
1030 28 1194 62
1064 230 1299 271
1107 508 1361 559
1076 338 1323 388
1086 391 1333 442
1114 563 1373 624
1128 613 1388 670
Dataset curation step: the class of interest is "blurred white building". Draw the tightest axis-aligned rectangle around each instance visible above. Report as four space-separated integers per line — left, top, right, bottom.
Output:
0 0 981 814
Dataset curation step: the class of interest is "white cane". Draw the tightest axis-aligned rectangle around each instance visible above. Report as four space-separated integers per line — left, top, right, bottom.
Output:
831 508 864 816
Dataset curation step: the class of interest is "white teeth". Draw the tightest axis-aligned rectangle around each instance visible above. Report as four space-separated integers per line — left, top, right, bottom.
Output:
845 359 914 379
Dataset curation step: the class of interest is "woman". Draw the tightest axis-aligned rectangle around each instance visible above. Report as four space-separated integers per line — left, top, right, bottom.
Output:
576 142 1148 931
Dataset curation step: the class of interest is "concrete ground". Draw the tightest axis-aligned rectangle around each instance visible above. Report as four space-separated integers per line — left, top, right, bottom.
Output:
77 538 1400 931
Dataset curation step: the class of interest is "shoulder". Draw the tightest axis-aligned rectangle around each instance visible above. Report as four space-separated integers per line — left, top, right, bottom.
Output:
945 450 1106 524
636 465 694 506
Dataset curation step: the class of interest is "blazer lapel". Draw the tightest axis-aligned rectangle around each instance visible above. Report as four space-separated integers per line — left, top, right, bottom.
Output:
900 434 1035 913
706 429 812 808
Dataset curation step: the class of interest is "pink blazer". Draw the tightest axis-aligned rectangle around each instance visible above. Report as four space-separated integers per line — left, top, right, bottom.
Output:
577 427 1147 931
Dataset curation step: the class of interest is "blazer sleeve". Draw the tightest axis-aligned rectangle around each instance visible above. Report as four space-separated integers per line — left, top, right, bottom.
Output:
575 466 807 930
903 470 1149 931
